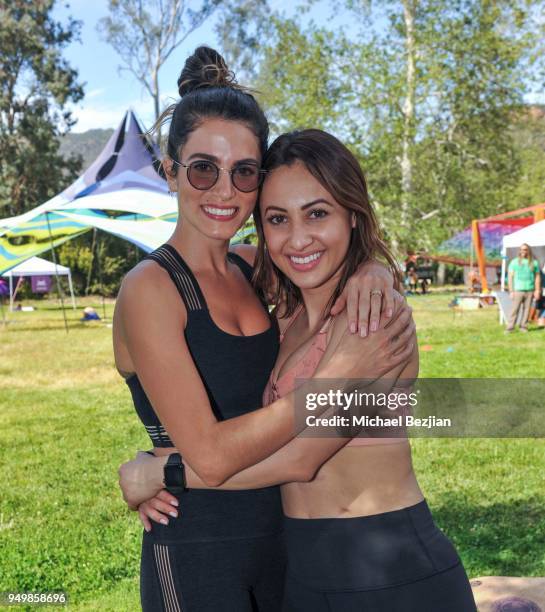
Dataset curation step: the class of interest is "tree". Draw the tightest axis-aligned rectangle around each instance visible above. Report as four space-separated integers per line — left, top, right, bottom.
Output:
0 0 84 217
213 0 270 79
255 17 348 135
99 0 224 138
256 0 541 255
99 1 275 142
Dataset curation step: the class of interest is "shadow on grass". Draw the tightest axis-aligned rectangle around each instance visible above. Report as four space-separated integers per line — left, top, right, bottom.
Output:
432 494 545 576
1 322 110 333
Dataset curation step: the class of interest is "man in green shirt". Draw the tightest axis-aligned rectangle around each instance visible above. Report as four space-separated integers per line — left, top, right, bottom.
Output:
506 243 541 332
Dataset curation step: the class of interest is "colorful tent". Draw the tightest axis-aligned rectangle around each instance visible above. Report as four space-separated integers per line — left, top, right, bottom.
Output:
433 203 545 292
0 111 175 274
434 219 532 266
0 110 256 275
472 204 545 292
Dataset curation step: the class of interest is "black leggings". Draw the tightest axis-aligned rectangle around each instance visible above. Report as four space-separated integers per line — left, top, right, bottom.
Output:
282 500 477 612
140 532 285 611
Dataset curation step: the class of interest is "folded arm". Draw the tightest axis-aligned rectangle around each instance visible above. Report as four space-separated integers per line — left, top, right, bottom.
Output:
117 262 413 508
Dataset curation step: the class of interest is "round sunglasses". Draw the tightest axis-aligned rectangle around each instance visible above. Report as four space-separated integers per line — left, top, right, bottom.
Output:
172 159 267 193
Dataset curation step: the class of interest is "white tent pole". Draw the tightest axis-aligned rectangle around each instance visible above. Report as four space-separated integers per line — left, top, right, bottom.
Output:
68 271 76 310
500 250 506 292
500 249 507 325
9 274 13 311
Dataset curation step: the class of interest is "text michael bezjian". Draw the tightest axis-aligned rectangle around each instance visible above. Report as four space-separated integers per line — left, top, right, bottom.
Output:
303 390 452 430
305 413 452 429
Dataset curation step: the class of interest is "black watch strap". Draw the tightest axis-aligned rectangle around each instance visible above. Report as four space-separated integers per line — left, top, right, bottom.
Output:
163 452 187 494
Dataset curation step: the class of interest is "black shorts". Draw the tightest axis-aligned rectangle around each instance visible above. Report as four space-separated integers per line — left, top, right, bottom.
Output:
282 500 477 612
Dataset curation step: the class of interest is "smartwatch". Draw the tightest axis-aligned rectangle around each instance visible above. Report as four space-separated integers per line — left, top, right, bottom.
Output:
163 452 187 495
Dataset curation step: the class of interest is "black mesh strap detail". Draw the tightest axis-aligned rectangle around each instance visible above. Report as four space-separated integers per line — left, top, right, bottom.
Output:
146 244 205 312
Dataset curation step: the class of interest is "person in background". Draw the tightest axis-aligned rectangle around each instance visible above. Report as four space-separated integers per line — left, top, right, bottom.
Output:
404 254 418 294
538 261 545 327
467 268 481 294
506 243 541 333
81 306 101 321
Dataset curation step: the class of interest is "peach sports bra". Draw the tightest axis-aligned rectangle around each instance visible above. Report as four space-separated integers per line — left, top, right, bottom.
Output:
262 305 409 446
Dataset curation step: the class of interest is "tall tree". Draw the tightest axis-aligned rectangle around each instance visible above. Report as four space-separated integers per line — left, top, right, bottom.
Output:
257 0 540 254
99 1 274 141
400 0 416 230
0 0 84 217
99 0 221 140
255 17 347 135
213 0 270 79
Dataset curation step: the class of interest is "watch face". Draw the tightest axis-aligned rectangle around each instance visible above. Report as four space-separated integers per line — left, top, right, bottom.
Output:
164 454 186 489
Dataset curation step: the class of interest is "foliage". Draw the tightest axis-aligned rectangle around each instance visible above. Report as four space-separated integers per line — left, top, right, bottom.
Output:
510 105 545 206
0 0 84 217
254 0 545 256
255 17 348 135
57 232 143 297
98 0 273 140
214 0 271 79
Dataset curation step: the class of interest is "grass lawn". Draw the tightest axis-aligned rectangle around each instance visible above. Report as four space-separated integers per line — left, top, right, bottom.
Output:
0 291 544 610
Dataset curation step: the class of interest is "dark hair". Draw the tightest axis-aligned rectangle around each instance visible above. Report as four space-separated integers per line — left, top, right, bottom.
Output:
152 46 268 176
253 129 402 318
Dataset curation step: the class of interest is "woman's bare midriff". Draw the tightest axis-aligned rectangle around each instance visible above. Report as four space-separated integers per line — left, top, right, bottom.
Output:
281 442 424 519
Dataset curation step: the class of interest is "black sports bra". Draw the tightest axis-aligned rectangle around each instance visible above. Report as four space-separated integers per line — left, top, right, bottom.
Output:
125 243 280 447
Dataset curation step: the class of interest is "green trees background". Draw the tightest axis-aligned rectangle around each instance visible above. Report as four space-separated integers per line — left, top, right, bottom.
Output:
1 0 544 296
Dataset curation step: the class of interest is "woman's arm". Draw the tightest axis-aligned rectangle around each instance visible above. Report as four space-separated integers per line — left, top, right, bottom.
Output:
534 263 541 299
117 262 413 499
184 309 419 492
120 296 415 512
135 327 419 528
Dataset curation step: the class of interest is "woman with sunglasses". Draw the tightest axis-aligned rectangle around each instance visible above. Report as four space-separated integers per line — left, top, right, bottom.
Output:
114 47 414 612
124 130 476 611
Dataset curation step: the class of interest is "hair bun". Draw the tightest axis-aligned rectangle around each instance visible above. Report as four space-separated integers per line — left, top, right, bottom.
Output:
177 46 237 97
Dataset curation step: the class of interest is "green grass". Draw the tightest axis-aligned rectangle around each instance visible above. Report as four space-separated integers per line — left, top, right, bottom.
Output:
0 293 544 610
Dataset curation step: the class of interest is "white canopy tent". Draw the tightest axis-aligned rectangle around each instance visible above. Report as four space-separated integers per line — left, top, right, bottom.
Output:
2 256 76 311
500 220 545 291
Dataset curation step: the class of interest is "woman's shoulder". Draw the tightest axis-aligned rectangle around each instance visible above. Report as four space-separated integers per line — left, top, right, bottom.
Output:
117 259 187 320
121 258 170 294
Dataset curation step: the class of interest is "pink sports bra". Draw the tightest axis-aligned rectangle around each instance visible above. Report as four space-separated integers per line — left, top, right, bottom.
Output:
263 305 409 446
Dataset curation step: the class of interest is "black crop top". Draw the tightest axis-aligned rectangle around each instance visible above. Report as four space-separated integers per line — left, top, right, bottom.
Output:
125 243 280 448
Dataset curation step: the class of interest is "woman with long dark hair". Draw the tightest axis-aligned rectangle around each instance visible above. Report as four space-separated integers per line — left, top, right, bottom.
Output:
114 48 414 611
126 129 476 611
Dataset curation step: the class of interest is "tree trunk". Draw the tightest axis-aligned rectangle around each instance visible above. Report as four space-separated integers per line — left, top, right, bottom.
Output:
152 68 161 144
85 228 97 296
401 0 416 231
437 262 446 286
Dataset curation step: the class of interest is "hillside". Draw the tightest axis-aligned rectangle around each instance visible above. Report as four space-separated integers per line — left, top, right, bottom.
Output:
59 129 114 171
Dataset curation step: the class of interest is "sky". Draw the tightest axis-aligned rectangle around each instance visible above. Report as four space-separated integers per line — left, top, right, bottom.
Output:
52 1 543 133
52 0 353 133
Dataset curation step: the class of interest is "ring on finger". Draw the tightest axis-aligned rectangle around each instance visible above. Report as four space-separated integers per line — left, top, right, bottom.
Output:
370 289 383 297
